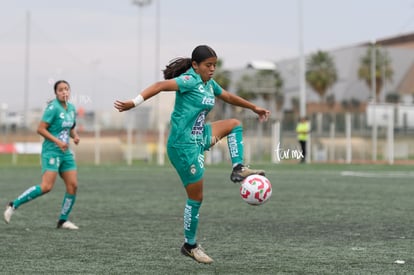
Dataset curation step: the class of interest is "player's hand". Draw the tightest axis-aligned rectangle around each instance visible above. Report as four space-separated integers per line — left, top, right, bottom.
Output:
254 106 270 122
56 140 69 152
73 135 80 145
114 100 135 112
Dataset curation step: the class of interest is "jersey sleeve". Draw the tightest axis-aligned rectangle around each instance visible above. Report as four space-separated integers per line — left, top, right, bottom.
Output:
41 103 56 124
210 79 223 96
174 74 198 93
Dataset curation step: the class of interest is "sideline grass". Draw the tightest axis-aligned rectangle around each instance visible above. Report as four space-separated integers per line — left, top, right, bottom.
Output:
0 163 413 274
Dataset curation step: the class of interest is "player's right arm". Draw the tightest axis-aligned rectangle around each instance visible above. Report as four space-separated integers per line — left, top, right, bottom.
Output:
218 89 270 122
37 121 68 152
114 79 178 112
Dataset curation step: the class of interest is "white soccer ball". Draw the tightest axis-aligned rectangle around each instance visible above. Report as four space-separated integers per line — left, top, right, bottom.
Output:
240 174 272 205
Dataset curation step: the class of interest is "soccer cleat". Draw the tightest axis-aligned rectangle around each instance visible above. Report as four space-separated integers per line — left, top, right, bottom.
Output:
57 220 79 230
181 244 214 264
230 164 265 183
4 202 15 224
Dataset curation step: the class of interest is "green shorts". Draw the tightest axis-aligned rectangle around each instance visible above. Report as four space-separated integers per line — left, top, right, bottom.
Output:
41 151 77 174
167 124 212 186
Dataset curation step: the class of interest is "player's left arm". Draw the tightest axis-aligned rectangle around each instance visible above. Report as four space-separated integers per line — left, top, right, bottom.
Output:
70 123 80 145
218 89 270 122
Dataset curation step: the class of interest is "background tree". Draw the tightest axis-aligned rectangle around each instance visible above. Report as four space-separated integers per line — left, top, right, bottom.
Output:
358 45 393 102
236 74 257 100
214 59 231 89
235 68 283 159
306 50 338 102
229 74 256 119
236 68 283 121
306 50 338 134
255 69 284 120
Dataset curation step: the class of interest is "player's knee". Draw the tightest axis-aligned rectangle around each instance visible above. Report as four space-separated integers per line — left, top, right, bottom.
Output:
187 191 203 202
40 183 53 193
229 118 241 128
193 195 203 202
66 181 77 194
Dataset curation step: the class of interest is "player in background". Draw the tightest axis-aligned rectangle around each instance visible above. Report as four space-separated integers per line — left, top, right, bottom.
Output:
114 45 270 264
4 80 80 230
296 116 310 163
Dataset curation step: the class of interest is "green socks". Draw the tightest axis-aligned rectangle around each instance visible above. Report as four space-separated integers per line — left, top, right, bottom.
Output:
59 193 76 221
183 198 201 245
11 186 76 221
13 185 43 209
227 125 244 166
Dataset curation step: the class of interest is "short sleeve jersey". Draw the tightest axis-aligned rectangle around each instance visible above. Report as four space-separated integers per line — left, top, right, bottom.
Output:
167 67 223 147
41 99 76 154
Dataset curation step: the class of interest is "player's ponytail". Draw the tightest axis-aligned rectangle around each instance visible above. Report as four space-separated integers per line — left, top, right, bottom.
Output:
163 58 192 79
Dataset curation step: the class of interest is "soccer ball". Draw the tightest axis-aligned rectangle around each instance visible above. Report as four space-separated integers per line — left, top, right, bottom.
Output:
240 175 272 205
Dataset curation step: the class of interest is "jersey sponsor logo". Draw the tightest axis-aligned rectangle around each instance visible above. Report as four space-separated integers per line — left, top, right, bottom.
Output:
60 110 75 128
201 96 214 106
198 85 205 93
58 129 70 143
61 121 74 128
191 111 206 135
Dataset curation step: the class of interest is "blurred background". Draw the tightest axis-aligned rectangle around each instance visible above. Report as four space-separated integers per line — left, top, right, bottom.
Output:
1 0 414 165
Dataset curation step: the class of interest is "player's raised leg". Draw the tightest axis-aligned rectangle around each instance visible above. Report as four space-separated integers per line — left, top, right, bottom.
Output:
209 119 265 183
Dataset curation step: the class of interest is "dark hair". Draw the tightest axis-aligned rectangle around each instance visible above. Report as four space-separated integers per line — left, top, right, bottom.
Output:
163 58 192 80
54 80 70 93
162 45 217 80
191 45 217 63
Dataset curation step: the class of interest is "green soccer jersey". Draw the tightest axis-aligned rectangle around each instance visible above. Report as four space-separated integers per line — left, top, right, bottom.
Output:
41 99 76 154
167 67 223 147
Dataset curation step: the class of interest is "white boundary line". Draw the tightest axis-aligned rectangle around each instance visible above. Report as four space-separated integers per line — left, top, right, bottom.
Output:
341 171 414 178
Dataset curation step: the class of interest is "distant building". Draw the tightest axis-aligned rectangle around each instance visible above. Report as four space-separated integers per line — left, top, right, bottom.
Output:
228 32 414 112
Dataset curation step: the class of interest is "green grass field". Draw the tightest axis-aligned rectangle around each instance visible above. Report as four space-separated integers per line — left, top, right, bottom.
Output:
1 163 413 274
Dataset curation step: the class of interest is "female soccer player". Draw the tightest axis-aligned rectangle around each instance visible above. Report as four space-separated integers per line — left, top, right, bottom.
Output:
4 80 80 230
114 45 270 263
